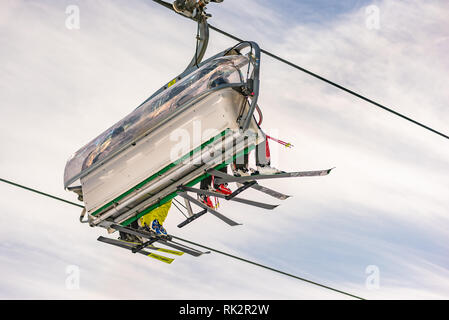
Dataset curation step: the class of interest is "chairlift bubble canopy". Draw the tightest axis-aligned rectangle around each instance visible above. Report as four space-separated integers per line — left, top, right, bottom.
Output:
64 52 255 190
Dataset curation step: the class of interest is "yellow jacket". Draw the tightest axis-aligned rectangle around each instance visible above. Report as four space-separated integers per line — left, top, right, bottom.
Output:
139 200 172 227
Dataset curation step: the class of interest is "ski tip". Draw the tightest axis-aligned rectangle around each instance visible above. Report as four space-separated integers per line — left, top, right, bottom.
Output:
274 194 291 200
230 223 244 227
327 167 336 174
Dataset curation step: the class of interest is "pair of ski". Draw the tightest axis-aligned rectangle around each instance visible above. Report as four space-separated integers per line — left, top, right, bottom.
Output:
97 224 210 264
175 167 334 227
98 168 333 263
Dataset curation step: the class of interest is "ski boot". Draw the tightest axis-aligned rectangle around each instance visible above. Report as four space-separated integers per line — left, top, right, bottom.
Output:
150 219 168 236
255 164 283 175
214 183 232 196
199 194 214 209
231 163 251 178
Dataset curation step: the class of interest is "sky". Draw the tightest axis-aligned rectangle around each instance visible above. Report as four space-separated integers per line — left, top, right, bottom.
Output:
0 0 449 299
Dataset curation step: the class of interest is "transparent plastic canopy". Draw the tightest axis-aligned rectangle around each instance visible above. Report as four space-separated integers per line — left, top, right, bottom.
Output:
64 55 249 188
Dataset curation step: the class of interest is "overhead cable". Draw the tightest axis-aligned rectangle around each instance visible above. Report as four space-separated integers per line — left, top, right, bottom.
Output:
152 0 449 140
0 177 364 300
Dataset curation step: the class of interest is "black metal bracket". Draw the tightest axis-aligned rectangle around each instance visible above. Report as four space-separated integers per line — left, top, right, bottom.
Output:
131 238 159 254
177 209 207 228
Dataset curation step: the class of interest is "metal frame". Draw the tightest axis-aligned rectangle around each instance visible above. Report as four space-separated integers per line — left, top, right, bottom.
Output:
92 130 258 227
178 186 277 210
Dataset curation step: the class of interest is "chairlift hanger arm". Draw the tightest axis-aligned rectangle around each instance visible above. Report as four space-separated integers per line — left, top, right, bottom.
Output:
185 14 209 72
173 0 223 19
166 1 222 72
142 1 220 103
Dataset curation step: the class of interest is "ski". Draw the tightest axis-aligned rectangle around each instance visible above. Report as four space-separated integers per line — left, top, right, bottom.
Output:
97 236 175 264
251 183 290 200
110 224 207 257
116 238 185 256
152 247 184 256
158 238 210 256
178 186 278 210
177 192 241 226
211 168 334 184
207 169 291 200
226 180 257 200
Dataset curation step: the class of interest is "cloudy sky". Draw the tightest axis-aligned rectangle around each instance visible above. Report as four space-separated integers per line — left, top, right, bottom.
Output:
1 0 448 299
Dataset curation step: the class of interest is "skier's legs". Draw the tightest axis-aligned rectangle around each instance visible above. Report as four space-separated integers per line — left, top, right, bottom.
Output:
255 138 270 166
199 166 230 207
233 152 249 171
119 219 140 242
139 200 172 235
255 128 282 174
255 126 271 167
200 166 227 189
200 176 211 190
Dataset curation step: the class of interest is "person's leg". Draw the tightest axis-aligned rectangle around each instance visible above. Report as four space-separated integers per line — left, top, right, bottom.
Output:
200 166 228 189
255 131 282 174
232 152 249 173
139 200 171 235
213 166 232 195
255 138 270 166
200 176 212 190
198 176 214 208
119 220 141 242
199 166 231 207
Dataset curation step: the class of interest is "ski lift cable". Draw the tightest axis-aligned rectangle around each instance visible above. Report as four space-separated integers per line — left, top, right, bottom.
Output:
170 234 365 300
0 177 364 300
0 178 84 208
152 0 449 141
